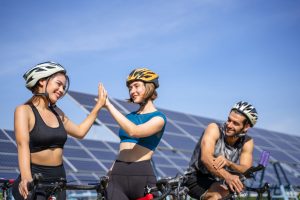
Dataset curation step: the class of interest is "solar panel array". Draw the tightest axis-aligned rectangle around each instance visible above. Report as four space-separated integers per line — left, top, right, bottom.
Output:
1 90 299 187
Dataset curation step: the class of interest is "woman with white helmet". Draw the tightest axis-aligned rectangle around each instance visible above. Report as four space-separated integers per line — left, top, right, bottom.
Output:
12 61 107 200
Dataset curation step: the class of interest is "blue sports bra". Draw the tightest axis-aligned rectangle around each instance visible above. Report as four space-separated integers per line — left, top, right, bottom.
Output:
119 110 167 151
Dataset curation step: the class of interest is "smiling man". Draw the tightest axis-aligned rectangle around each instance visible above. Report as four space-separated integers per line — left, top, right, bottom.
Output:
185 101 258 200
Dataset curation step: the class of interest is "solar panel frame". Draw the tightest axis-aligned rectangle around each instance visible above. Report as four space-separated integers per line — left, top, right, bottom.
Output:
0 154 19 168
0 130 9 140
178 123 205 138
88 149 117 161
2 129 16 141
64 147 93 159
67 159 106 172
0 141 17 154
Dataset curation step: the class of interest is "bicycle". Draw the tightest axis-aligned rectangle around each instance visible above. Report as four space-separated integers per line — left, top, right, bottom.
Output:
27 173 108 200
137 173 190 200
138 150 271 200
222 150 271 200
28 173 187 200
137 163 271 200
0 178 14 200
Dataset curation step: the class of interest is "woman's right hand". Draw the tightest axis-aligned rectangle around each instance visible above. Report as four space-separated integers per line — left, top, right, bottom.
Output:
95 83 107 109
19 178 31 199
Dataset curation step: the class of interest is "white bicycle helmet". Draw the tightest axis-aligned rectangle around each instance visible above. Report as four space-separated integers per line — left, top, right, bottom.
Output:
23 61 67 89
231 101 258 127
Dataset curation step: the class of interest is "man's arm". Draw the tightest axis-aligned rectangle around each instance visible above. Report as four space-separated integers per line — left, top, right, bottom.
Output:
200 123 244 193
213 138 254 173
227 139 254 173
200 123 227 178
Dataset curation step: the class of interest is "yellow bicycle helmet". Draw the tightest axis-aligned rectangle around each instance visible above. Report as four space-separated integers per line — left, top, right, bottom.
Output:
126 68 159 88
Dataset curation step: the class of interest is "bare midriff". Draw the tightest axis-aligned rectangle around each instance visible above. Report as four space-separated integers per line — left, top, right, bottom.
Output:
30 148 63 166
117 142 154 162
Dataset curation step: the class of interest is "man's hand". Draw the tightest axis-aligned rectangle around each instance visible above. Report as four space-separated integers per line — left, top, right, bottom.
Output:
213 155 231 170
224 174 244 194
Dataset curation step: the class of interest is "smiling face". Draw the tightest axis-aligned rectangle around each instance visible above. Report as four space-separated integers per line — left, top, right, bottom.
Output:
38 72 68 104
225 110 250 137
128 80 146 104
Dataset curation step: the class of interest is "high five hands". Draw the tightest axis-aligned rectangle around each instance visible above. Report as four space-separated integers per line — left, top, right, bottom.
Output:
95 83 108 108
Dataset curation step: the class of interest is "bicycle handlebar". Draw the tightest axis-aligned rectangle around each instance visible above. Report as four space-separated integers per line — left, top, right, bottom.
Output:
27 173 108 200
0 178 14 184
222 150 271 200
0 178 14 189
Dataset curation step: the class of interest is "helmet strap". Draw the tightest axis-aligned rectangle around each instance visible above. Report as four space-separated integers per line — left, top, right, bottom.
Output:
34 78 54 107
139 99 148 108
233 133 246 138
223 123 246 139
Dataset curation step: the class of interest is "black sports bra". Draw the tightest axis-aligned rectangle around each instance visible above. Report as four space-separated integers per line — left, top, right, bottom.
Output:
29 104 67 153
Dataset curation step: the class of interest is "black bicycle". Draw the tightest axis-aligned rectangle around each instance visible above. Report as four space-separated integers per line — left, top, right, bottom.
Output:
27 173 108 200
137 173 190 200
222 150 271 200
138 151 271 200
138 165 270 200
0 178 14 200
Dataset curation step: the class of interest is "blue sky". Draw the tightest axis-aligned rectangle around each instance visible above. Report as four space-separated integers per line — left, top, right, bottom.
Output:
0 1 300 137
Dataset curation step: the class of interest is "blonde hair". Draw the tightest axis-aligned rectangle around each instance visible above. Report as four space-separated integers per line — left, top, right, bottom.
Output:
143 82 157 101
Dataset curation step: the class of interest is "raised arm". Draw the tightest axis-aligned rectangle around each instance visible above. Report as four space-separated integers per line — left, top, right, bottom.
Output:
104 99 165 138
14 105 32 199
59 83 107 139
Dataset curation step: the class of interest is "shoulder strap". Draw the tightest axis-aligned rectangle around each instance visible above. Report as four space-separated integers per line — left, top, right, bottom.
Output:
49 106 63 125
29 104 39 117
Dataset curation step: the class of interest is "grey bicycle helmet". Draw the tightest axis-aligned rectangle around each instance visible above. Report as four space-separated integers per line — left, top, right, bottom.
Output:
231 101 258 127
23 61 67 89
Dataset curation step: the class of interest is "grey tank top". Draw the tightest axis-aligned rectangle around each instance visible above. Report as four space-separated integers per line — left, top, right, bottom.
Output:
187 123 251 180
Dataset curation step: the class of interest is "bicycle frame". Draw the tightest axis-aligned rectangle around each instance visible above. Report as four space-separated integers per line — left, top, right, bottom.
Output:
27 173 108 200
140 150 271 200
222 150 271 200
139 173 190 200
0 178 14 200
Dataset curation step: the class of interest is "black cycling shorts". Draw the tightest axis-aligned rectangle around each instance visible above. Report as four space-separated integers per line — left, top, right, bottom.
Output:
106 159 157 200
185 171 216 199
12 163 66 200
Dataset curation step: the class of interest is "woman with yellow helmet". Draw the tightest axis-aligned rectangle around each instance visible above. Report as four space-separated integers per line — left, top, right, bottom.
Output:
101 68 167 200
